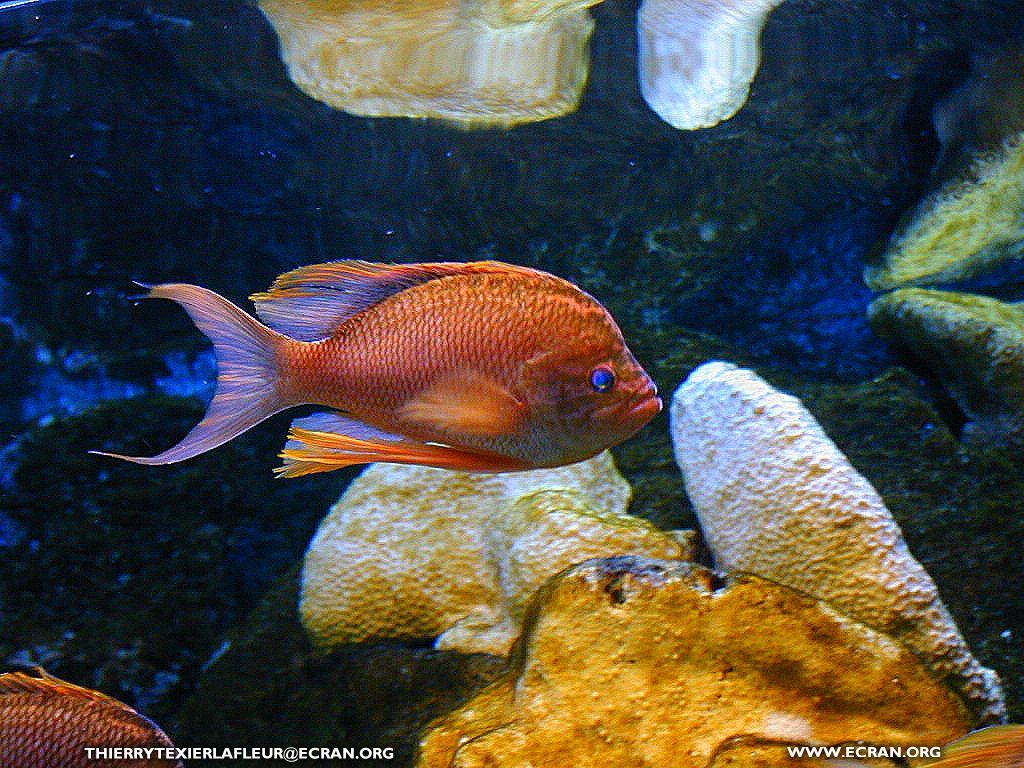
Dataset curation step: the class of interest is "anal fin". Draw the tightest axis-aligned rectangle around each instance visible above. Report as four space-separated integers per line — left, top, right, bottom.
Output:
276 412 531 477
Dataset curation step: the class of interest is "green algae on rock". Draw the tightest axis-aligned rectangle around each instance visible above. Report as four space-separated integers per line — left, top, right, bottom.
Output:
417 557 971 768
869 288 1024 448
864 133 1024 291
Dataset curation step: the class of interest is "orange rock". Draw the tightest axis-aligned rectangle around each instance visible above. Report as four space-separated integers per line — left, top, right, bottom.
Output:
417 557 971 768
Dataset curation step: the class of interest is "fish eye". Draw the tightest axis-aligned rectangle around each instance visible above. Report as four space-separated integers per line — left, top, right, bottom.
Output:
589 366 615 393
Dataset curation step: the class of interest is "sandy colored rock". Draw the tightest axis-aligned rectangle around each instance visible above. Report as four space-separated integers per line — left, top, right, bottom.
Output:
637 0 786 129
670 361 1005 724
258 0 600 127
865 132 1024 290
869 288 1024 447
417 557 971 768
300 452 692 655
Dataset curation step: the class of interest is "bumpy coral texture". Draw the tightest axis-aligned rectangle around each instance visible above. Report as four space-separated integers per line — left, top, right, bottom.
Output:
670 361 1005 724
864 132 1024 290
869 288 1024 446
417 557 970 768
300 452 691 655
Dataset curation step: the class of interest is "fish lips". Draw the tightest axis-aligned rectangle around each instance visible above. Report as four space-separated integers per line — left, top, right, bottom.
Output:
627 392 663 424
593 382 662 431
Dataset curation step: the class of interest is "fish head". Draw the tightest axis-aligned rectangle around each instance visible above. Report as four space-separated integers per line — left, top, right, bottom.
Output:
518 335 661 463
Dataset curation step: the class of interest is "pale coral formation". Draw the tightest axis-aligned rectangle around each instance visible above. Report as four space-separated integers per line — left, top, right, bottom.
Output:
258 0 783 130
670 361 1005 724
869 288 1024 446
637 0 785 129
864 132 1024 290
417 557 971 768
257 0 600 128
299 452 692 655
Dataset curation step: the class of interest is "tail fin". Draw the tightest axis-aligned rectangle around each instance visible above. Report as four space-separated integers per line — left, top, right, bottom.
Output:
93 284 290 465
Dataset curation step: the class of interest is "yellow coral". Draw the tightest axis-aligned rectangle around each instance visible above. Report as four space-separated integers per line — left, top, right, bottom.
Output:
300 452 692 655
417 557 971 768
865 132 1024 290
670 361 1005 724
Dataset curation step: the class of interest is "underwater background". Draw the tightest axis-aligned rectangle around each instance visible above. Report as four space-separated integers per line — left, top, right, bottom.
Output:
1 0 1023 764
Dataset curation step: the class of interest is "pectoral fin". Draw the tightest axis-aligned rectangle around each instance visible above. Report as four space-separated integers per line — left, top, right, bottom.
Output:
397 371 525 438
276 412 530 477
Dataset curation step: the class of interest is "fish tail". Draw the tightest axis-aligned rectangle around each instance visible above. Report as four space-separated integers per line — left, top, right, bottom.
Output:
93 284 289 465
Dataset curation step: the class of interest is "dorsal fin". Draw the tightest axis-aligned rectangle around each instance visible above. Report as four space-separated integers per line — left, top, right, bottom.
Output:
249 260 552 341
0 669 136 713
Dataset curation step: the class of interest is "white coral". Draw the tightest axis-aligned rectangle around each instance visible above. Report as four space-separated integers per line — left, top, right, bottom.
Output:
637 0 785 129
670 361 1005 723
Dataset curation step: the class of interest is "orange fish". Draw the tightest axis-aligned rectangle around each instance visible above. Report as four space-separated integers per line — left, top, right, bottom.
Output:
0 669 182 768
95 260 661 476
924 725 1024 768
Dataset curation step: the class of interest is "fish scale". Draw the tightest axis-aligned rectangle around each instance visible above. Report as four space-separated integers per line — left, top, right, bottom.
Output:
0 671 181 768
287 272 582 421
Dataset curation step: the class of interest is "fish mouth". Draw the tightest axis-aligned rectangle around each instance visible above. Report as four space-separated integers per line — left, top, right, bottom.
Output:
626 393 662 423
594 382 661 427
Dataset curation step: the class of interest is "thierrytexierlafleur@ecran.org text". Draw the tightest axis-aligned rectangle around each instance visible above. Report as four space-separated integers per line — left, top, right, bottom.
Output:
84 746 396 761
